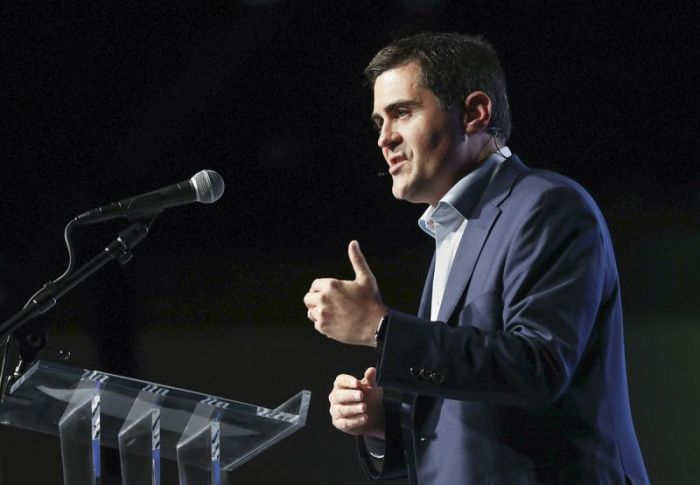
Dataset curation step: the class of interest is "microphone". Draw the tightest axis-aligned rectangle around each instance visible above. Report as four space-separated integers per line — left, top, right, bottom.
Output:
74 170 225 225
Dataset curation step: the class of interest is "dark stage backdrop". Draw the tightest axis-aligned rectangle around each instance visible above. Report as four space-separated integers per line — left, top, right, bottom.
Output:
0 1 697 484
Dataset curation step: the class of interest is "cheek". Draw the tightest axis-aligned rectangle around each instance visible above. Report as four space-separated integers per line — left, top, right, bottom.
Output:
413 125 448 157
429 128 459 157
412 132 448 171
428 130 444 149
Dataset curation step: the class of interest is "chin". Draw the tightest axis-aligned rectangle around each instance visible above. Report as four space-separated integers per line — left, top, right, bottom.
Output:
391 188 405 201
392 180 423 203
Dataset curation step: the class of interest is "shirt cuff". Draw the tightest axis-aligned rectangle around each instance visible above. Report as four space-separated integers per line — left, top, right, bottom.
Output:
364 435 386 459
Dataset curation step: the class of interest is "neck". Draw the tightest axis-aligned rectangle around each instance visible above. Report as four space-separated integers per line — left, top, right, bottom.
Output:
451 134 499 184
426 135 504 207
475 135 501 163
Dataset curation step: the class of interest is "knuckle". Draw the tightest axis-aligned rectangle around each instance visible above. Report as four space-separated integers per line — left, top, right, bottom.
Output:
334 374 353 389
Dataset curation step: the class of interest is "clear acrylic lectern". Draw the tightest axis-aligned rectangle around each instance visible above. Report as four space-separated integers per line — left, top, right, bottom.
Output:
0 360 311 484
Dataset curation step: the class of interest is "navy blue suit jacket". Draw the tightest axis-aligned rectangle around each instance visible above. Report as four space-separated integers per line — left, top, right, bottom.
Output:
358 155 648 484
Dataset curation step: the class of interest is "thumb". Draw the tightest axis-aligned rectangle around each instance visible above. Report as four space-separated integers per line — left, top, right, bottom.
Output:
348 240 374 284
361 367 378 387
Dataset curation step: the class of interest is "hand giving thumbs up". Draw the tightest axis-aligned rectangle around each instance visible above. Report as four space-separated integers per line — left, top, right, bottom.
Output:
304 241 388 346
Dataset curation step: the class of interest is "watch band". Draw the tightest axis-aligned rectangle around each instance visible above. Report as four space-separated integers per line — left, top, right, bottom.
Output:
374 313 389 352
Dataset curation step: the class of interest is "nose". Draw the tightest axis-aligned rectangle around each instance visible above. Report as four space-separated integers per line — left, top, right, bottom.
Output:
377 122 400 151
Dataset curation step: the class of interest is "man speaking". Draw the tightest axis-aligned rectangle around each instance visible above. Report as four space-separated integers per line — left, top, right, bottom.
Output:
304 33 648 484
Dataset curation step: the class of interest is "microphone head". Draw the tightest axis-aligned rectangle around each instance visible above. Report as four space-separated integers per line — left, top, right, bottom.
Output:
191 170 225 204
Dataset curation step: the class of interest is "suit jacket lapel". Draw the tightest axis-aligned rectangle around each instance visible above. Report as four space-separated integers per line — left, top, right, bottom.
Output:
437 204 500 321
436 155 527 322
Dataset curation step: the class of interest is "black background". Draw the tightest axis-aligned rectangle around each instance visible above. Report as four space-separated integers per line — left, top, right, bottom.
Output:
0 1 697 483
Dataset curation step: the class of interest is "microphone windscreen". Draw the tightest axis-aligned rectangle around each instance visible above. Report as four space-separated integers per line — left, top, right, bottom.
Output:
192 170 225 203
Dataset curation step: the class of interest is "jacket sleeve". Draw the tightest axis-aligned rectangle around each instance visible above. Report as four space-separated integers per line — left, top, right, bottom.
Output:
356 392 407 479
375 185 610 407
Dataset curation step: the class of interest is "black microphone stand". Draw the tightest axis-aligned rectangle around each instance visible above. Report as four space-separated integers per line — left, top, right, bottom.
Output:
0 217 155 395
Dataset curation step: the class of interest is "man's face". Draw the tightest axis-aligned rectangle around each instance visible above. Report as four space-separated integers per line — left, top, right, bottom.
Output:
372 62 469 206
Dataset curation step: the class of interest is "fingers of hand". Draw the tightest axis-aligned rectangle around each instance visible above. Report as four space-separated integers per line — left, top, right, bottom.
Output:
309 278 341 293
303 291 321 309
333 414 368 432
330 402 367 419
329 388 364 405
305 288 334 329
333 374 360 389
309 307 332 332
361 367 377 387
329 374 372 433
348 240 374 283
306 280 343 328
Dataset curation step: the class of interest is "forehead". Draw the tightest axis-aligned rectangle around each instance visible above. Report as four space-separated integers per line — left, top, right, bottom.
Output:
372 62 425 111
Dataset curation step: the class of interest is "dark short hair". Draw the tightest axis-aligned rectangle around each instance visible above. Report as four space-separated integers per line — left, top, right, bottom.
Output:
365 32 511 141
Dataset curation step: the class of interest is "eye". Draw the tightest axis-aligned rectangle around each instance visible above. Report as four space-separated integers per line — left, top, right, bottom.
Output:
397 108 410 118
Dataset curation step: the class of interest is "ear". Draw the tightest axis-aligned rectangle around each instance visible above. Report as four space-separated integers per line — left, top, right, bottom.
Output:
462 91 493 135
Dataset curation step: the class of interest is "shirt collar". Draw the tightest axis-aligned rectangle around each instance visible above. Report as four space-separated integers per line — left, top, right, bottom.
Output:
419 147 511 238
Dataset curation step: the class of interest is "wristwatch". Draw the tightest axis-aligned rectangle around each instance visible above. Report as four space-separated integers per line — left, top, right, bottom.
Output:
374 313 389 352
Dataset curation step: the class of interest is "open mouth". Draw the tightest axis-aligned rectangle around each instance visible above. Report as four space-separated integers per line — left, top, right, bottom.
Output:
389 159 406 175
388 155 407 175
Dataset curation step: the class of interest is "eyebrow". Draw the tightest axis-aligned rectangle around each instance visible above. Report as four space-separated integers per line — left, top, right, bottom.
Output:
370 99 421 126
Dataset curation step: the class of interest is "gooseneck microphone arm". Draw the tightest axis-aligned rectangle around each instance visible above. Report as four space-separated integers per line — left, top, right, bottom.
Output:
0 169 225 391
0 168 226 339
0 218 153 348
